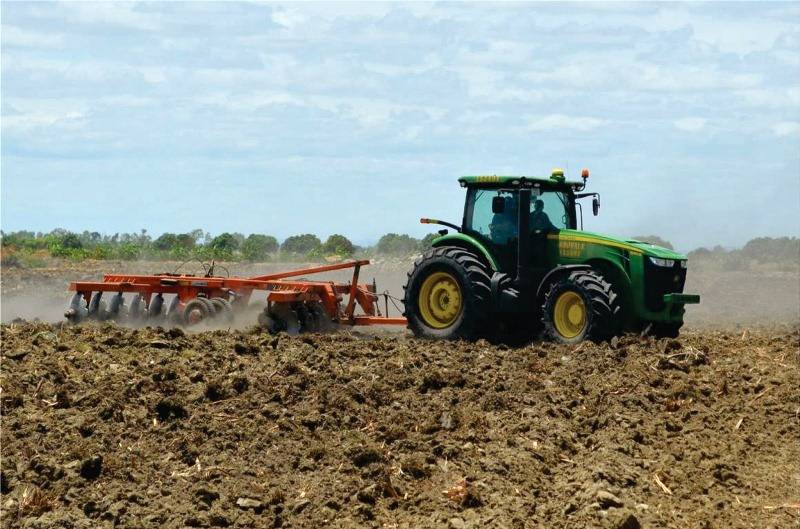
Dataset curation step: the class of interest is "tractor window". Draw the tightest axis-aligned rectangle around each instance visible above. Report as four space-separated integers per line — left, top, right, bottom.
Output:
530 191 569 232
465 189 518 245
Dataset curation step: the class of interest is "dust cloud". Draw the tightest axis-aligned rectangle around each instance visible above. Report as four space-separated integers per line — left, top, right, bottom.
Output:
1 259 798 328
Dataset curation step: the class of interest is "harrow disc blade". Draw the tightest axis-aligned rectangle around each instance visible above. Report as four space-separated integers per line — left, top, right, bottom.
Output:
65 293 88 323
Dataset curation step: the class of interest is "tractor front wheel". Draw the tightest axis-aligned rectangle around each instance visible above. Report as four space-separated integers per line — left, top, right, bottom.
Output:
403 247 491 340
542 269 620 344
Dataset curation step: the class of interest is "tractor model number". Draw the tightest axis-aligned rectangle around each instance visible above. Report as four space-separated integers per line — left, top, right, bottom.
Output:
558 240 585 258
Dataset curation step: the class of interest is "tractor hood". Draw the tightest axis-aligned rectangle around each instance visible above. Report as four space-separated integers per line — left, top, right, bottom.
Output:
558 230 687 260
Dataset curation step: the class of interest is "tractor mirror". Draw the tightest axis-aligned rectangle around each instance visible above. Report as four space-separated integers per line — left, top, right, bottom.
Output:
592 197 600 216
492 196 505 214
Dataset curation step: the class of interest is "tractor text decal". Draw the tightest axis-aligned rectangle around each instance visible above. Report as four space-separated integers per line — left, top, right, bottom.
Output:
558 240 585 258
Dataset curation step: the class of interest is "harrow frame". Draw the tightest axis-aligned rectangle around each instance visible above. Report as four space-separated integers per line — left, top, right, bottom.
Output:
67 260 407 329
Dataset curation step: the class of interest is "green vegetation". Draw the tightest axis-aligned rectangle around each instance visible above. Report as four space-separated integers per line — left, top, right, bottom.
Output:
2 229 795 271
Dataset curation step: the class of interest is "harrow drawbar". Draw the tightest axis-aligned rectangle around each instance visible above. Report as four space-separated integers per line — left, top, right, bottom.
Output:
65 260 406 334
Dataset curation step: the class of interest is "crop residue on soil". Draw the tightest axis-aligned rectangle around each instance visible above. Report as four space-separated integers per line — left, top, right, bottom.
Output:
1 323 798 528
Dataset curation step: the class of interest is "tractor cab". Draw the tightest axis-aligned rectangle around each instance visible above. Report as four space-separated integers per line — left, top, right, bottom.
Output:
459 171 582 280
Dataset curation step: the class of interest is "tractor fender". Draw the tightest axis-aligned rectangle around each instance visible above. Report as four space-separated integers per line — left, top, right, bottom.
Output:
535 264 593 301
432 233 499 271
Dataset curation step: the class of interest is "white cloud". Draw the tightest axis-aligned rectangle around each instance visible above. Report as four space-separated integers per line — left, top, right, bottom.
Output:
2 109 85 133
527 114 605 131
771 122 800 137
59 2 161 31
674 117 707 132
1 25 63 47
270 8 308 30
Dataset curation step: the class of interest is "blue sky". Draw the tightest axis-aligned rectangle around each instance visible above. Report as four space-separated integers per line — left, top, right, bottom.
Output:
1 1 798 251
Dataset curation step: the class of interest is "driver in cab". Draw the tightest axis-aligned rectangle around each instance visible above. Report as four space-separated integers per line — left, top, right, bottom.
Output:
530 199 557 233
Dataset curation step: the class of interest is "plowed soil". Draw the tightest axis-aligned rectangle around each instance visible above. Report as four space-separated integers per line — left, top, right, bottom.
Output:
2 322 798 529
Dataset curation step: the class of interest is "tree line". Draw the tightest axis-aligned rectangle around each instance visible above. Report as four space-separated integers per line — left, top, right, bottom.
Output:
0 229 439 265
632 234 798 271
1 230 796 270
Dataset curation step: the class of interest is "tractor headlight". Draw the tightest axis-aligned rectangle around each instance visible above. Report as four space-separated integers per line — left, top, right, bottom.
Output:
648 257 675 267
680 260 687 269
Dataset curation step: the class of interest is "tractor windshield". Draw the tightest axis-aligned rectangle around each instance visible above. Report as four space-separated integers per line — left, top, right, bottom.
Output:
531 191 570 232
464 186 573 273
465 188 570 243
465 189 518 245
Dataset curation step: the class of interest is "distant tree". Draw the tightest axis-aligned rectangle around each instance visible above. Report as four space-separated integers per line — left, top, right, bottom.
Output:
137 229 151 246
153 233 178 251
376 233 420 255
322 234 354 257
241 234 278 261
687 247 713 260
281 234 322 255
210 233 239 258
631 235 673 250
117 243 140 261
419 232 439 250
741 237 799 263
175 233 196 250
60 232 83 249
231 232 246 248
189 229 205 243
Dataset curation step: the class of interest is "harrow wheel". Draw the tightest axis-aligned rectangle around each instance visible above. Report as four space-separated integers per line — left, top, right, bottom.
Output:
182 299 212 327
198 297 217 317
210 297 235 324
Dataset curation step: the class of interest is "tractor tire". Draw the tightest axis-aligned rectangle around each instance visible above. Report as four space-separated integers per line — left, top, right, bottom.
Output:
541 269 620 344
403 246 492 340
209 297 234 324
648 321 683 339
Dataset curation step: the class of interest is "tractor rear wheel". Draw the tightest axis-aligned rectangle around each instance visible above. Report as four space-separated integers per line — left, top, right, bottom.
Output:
403 247 491 340
542 269 619 344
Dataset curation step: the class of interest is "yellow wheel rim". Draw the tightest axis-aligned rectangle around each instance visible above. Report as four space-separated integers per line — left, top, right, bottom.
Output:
418 271 463 329
553 291 587 339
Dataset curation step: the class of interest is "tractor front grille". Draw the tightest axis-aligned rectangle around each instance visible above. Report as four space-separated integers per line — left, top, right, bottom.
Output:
643 259 687 312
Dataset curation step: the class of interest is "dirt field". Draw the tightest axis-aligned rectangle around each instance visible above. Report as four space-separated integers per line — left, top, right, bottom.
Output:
1 261 799 528
1 322 798 529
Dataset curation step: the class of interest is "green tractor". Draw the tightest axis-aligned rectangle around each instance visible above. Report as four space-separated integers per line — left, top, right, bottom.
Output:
403 169 699 343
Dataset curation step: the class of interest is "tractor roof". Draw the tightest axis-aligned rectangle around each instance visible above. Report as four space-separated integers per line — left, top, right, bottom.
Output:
458 173 583 188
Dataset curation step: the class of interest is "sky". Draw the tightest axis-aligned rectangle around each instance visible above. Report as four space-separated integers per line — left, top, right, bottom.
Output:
1 1 799 251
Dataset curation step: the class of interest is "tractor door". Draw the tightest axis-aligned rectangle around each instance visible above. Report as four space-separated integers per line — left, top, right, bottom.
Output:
527 189 570 273
463 188 519 273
